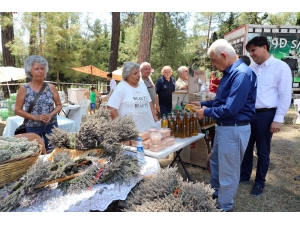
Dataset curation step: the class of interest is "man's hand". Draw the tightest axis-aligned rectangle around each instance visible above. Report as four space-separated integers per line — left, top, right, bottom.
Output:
270 121 282 133
191 101 200 107
196 106 206 119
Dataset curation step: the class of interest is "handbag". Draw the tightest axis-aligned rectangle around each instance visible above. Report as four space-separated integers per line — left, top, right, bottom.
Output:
14 83 47 135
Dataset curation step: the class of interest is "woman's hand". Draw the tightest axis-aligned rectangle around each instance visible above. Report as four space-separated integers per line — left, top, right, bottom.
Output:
36 114 51 123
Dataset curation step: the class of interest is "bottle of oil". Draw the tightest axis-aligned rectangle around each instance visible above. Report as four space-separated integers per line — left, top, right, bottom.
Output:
185 111 191 137
202 116 206 127
171 110 175 120
192 112 198 136
174 112 180 138
161 114 168 128
189 111 194 137
168 113 175 136
167 113 171 128
179 113 185 138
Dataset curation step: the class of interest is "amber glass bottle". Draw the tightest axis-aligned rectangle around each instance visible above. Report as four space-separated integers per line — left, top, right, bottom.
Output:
178 113 184 138
168 113 175 136
174 112 180 137
192 112 198 136
185 112 191 137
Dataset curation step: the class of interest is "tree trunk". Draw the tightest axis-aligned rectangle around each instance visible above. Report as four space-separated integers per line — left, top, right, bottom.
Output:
137 12 155 64
1 12 15 67
38 12 43 56
1 12 16 95
29 12 38 55
108 12 120 72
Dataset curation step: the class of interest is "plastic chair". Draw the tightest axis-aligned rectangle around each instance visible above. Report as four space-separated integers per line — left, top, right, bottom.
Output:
0 91 4 100
100 95 109 108
79 99 91 119
293 100 300 127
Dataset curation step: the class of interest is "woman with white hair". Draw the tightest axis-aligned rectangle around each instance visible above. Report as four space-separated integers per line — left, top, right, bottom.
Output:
107 62 158 132
14 55 62 153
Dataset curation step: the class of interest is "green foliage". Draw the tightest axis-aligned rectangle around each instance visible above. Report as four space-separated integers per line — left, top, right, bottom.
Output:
217 12 240 39
296 13 300 26
236 12 268 25
151 12 190 77
267 12 297 25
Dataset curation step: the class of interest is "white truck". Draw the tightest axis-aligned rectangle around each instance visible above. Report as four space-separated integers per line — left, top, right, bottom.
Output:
224 24 300 93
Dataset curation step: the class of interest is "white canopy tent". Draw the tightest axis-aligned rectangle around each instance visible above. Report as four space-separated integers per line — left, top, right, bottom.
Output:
0 67 26 95
0 67 26 82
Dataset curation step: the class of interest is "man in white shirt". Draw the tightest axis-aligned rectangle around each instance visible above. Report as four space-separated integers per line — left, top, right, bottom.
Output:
175 66 189 91
107 72 116 96
240 36 292 197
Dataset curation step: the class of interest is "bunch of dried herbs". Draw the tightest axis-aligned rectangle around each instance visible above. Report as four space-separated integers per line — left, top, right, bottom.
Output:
0 137 39 163
123 166 219 212
0 151 141 211
47 107 139 155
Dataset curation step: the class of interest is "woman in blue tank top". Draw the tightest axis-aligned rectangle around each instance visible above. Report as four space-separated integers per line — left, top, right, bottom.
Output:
14 55 62 153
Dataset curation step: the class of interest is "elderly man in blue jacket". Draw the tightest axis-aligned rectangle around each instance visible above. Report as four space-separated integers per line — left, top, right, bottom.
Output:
192 39 257 212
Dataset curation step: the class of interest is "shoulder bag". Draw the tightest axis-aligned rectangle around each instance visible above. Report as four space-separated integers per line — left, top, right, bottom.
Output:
14 82 47 135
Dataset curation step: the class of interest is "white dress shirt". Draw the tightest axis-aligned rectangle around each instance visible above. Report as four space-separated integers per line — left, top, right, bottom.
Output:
250 55 292 123
110 79 116 91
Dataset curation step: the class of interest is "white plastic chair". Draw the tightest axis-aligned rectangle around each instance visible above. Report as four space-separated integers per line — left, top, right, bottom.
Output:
293 99 300 127
0 91 4 100
100 95 109 108
79 99 91 119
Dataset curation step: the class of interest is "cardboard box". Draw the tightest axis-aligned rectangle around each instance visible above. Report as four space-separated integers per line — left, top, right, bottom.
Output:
179 137 209 168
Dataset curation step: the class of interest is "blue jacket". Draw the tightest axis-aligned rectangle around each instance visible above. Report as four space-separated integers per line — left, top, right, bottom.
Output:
156 75 175 106
201 59 257 124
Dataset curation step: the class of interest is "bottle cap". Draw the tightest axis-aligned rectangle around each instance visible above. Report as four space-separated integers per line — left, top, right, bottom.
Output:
137 137 142 141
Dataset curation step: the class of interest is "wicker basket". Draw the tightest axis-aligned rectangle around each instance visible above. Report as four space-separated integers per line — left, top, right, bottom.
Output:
0 144 43 188
48 147 103 161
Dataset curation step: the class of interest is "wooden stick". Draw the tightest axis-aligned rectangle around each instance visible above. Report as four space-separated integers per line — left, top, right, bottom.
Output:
34 172 84 189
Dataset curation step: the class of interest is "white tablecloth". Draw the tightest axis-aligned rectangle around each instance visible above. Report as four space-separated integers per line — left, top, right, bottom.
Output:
122 133 205 159
61 104 82 129
2 115 77 136
13 153 160 212
68 88 89 104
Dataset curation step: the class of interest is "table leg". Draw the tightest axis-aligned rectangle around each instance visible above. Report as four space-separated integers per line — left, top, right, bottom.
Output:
170 148 192 182
61 109 71 118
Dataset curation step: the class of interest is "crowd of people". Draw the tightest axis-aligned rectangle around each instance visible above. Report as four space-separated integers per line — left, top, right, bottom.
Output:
13 35 292 212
